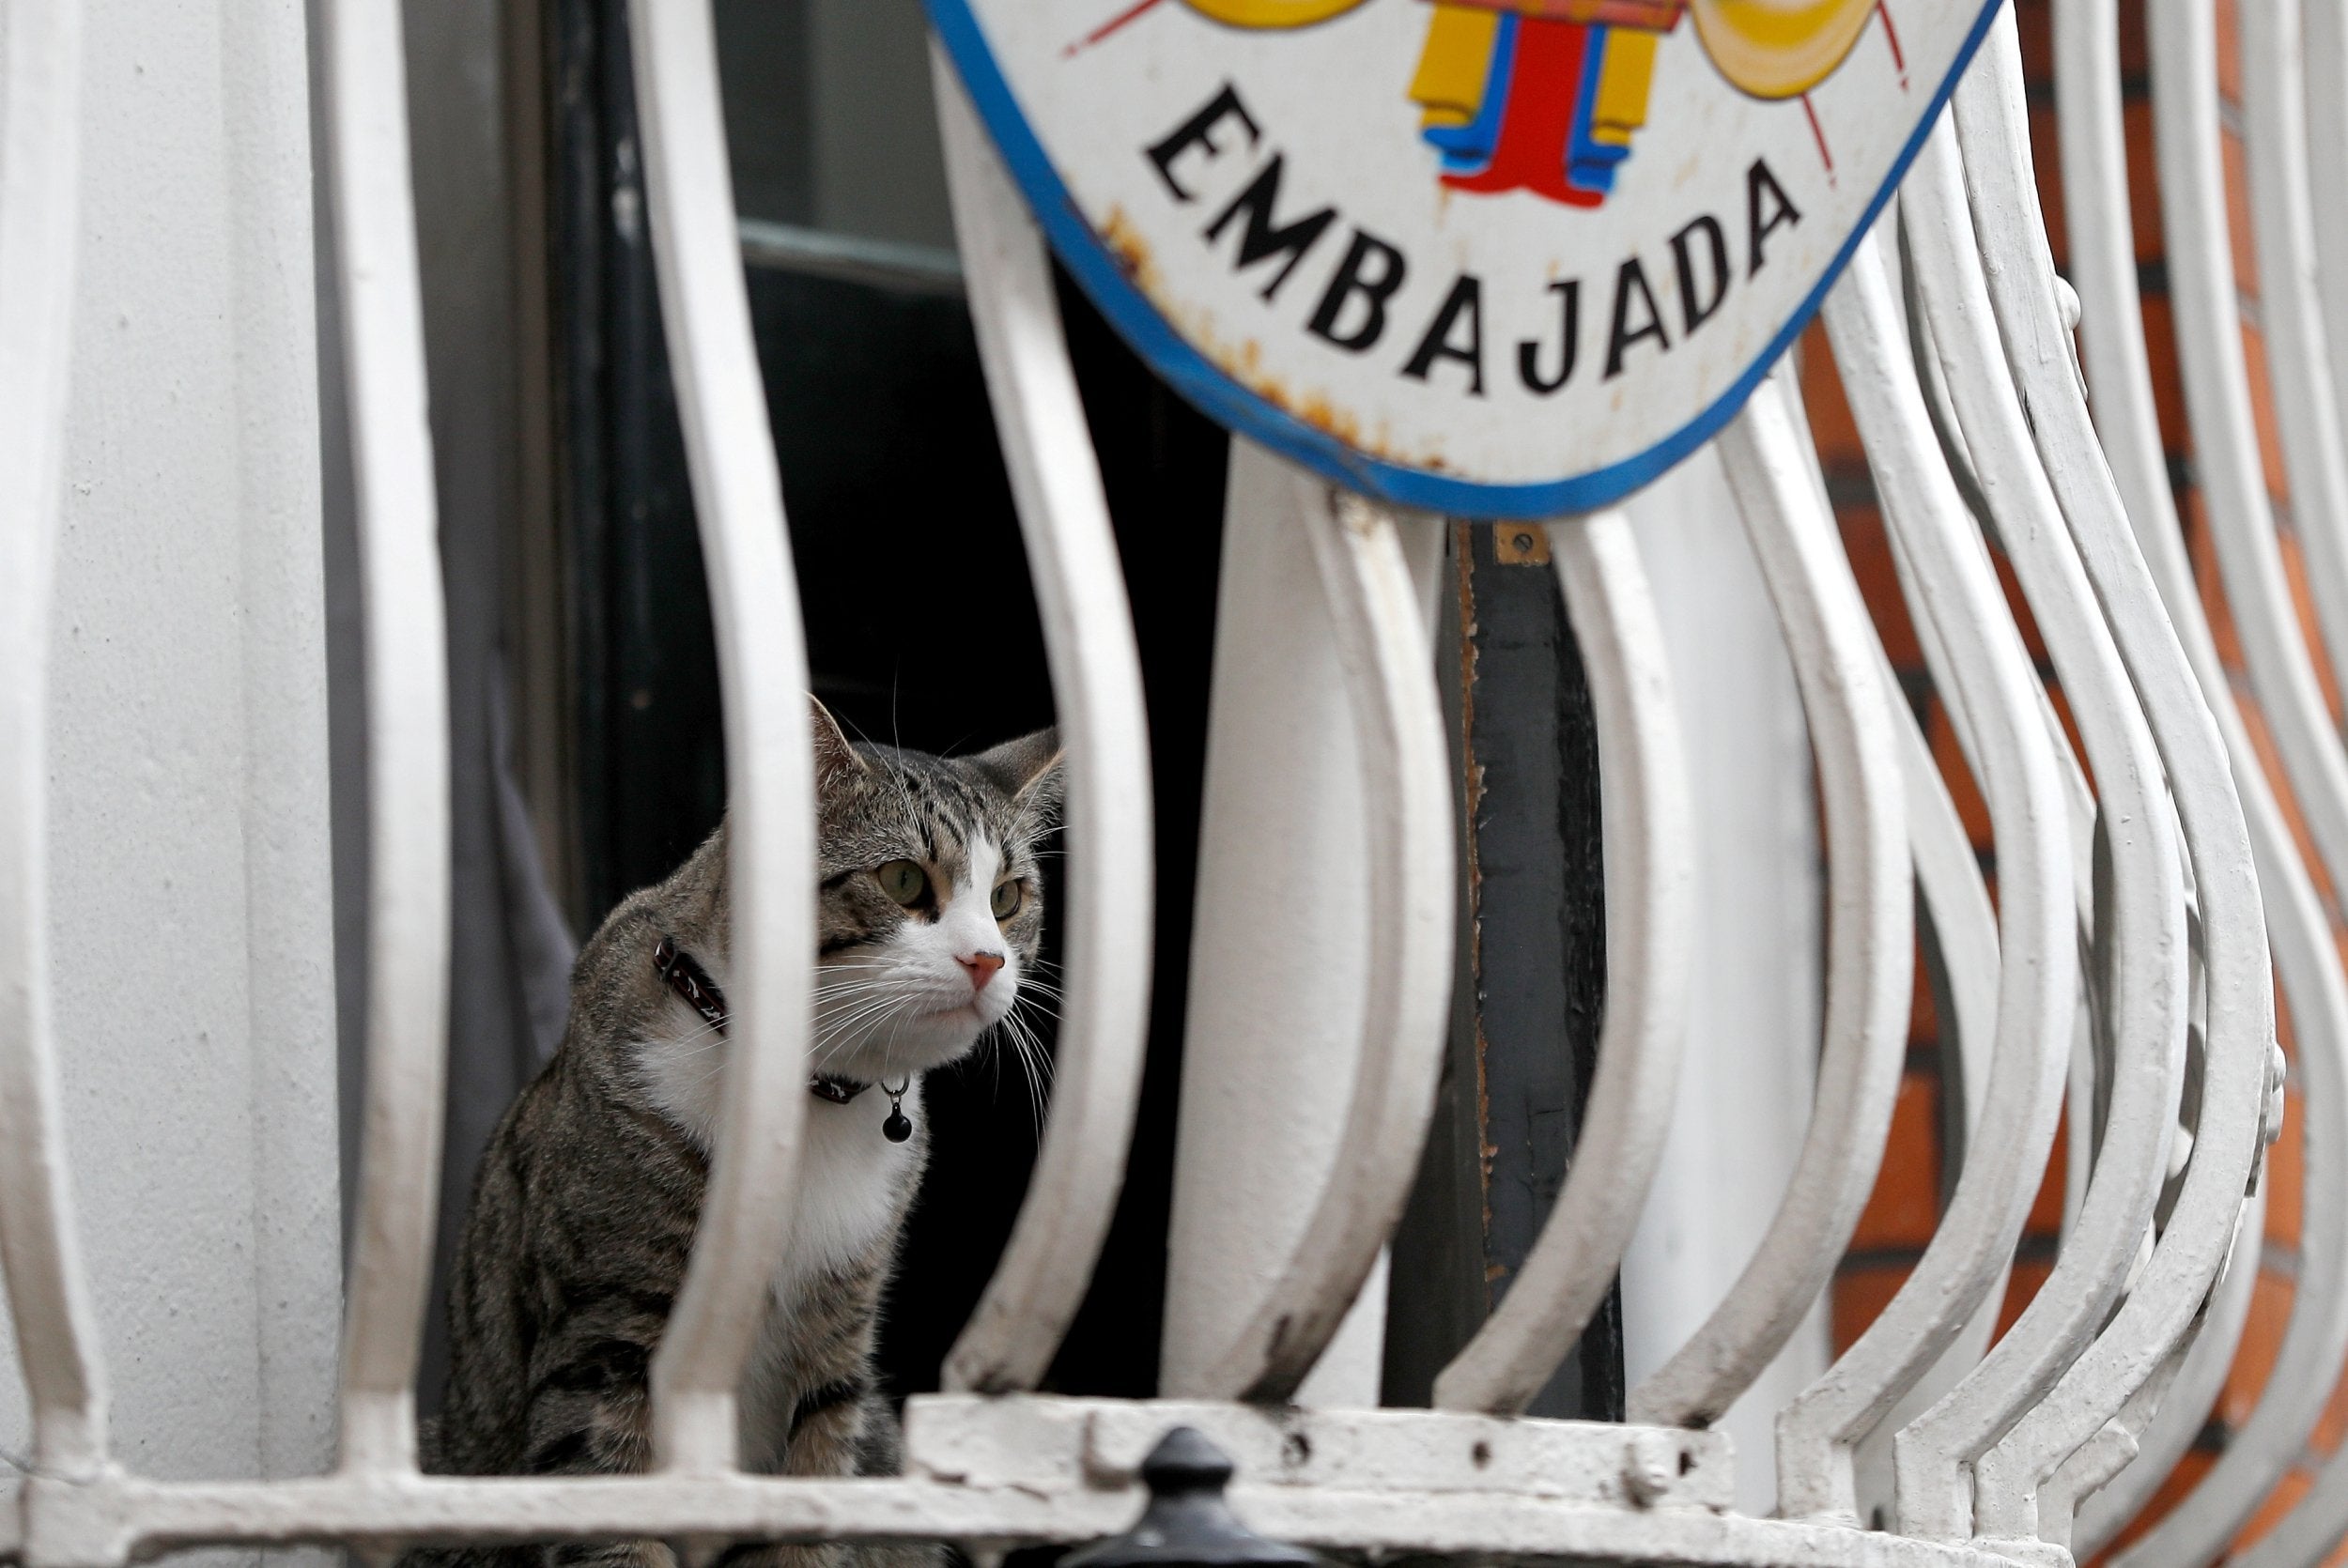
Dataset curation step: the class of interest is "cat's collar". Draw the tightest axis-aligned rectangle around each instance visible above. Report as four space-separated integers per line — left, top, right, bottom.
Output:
653 934 914 1143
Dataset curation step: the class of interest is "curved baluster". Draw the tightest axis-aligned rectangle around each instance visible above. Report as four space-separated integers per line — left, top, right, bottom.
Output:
626 0 818 1473
1891 105 2191 1545
1818 250 2106 1515
2083 0 2348 1555
2234 2 2348 1525
2050 0 2325 1548
1771 361 2014 1519
2242 0 2348 690
930 52 1160 1399
2231 2 2348 1550
2305 0 2348 469
1435 508 1698 1417
1772 361 2002 1163
929 58 1156 1395
0 0 105 1484
318 0 455 1476
2068 1183 2263 1555
1898 269 2103 913
1626 397 1908 1429
1202 481 1453 1404
1929 20 2278 1549
1771 243 2075 1526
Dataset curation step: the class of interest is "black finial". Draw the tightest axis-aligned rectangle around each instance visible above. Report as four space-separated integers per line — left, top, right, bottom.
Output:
1062 1429 1320 1568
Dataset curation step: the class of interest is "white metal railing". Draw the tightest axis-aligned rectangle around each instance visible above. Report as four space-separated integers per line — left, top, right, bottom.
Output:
15 1 2348 1566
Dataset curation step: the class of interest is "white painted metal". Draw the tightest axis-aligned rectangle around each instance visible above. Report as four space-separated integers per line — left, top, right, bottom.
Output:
2051 0 2325 1545
1627 395 1909 1430
1436 508 1698 1417
2067 1185 2263 1557
2242 0 2348 698
0 1449 2033 1568
623 0 819 1475
2310 0 2348 447
1162 443 1387 1406
1935 23 2279 1554
929 54 1156 1398
14 0 2327 1558
2234 2 2348 1520
1769 355 2013 1531
0 0 100 1491
1893 103 2190 1546
317 0 456 1480
1773 245 2075 1527
1179 459 1453 1404
2080 0 2348 1557
1618 441 1831 1518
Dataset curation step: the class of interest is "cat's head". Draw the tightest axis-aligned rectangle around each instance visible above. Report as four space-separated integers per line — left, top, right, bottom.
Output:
810 698 1061 1085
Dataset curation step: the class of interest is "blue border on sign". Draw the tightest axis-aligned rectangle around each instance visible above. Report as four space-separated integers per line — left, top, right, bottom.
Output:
926 0 2005 521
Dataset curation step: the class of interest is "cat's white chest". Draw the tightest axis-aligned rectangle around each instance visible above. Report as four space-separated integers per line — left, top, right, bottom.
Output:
734 1084 921 1468
778 1080 923 1284
634 995 920 1284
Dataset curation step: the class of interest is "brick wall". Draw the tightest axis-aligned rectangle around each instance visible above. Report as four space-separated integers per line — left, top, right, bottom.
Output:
1812 0 2347 1554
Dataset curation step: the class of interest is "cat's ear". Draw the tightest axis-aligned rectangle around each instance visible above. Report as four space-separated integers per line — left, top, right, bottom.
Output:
972 726 1063 816
810 696 868 792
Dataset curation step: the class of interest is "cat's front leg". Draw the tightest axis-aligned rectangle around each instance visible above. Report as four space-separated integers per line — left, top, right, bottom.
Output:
517 1332 675 1568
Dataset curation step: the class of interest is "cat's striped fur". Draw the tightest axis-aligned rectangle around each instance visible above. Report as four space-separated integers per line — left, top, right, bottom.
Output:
416 702 1060 1568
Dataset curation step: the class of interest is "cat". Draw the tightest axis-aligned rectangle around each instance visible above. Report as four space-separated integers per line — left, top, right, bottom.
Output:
417 698 1062 1568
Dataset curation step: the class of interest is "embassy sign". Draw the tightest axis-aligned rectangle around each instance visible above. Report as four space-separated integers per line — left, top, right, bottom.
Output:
928 0 2003 518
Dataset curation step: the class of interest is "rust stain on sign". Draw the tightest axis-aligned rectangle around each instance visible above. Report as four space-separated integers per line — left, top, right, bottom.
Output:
1096 205 1161 293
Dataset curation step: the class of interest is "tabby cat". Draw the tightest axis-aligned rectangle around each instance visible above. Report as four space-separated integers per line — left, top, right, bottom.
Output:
420 699 1062 1568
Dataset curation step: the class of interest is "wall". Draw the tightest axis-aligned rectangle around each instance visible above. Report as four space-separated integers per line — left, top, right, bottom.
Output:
0 0 344 1528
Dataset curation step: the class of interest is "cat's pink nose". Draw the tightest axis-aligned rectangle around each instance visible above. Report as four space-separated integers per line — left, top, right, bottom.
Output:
960 952 1005 992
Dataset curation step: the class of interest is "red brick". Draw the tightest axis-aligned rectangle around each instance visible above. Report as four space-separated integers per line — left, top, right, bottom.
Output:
1995 1257 2056 1344
2045 682 2094 796
2013 0 2050 76
2234 1467 2314 1556
2217 0 2242 109
2026 1107 2069 1236
2275 526 2343 722
1991 548 2053 666
2117 0 2148 79
1924 695 1995 851
2100 1449 2215 1558
2216 1269 2296 1430
2223 126 2258 300
2141 293 2191 453
2033 101 2069 273
1838 503 1921 669
1832 1263 1912 1355
2309 1351 2348 1452
2185 488 2247 673
1800 319 1865 471
2125 100 2165 263
1908 932 1939 1044
1851 1073 1943 1253
2243 324 2291 501
2266 1086 2305 1249
2236 693 2336 906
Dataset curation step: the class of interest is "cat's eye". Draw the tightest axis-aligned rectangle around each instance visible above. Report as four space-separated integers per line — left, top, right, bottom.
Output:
875 860 928 906
991 879 1024 920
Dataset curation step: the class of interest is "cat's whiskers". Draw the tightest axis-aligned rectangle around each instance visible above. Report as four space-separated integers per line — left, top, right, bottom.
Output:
812 993 919 1055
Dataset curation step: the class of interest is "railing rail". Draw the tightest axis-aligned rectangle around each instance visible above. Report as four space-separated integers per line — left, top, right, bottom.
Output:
321 0 456 1482
931 53 1155 1399
20 2 2348 1566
